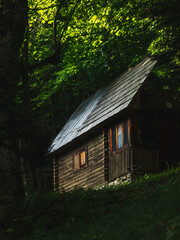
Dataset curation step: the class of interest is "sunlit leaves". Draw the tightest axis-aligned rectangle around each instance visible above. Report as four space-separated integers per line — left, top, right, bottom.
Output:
28 0 57 63
26 0 180 110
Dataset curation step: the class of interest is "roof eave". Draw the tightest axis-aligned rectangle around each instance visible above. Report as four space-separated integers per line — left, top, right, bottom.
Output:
47 107 134 157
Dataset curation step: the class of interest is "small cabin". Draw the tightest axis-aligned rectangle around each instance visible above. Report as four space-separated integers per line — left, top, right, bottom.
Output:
48 58 180 191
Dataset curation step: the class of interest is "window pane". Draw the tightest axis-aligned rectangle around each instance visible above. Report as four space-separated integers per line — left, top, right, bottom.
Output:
80 151 86 166
124 120 128 145
74 153 80 171
117 123 123 148
112 126 116 151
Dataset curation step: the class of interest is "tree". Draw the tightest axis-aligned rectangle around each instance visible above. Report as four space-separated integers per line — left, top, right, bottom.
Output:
26 0 179 193
0 0 28 197
0 0 179 196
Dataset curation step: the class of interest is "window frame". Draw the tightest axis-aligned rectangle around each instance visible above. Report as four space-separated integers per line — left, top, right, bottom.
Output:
109 119 131 155
73 146 88 172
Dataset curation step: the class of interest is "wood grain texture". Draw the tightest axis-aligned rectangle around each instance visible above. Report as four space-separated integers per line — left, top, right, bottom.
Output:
133 145 159 171
53 159 59 191
56 132 106 191
109 147 130 181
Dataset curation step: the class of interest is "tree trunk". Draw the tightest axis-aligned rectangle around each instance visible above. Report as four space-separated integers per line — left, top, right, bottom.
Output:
0 0 28 197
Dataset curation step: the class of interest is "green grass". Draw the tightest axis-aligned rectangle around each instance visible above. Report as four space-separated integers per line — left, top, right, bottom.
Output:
0 168 180 240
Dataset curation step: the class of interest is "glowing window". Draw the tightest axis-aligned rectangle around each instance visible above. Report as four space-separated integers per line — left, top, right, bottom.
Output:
80 151 86 166
73 147 87 171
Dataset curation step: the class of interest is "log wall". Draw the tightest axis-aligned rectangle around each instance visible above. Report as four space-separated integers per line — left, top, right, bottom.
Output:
55 132 106 191
53 159 59 191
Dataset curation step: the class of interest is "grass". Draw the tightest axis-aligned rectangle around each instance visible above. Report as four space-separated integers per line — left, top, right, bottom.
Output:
0 168 180 240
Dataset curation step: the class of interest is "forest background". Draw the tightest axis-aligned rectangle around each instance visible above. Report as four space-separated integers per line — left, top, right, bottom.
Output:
0 0 180 197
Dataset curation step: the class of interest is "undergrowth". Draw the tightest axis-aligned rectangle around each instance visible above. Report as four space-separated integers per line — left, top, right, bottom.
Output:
0 168 180 240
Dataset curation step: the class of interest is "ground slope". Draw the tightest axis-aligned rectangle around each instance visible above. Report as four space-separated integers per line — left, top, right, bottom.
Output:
0 168 180 240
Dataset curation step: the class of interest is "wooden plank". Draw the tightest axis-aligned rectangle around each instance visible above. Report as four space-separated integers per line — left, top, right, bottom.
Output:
57 132 105 191
83 88 140 127
83 60 156 125
73 153 80 171
132 145 159 171
108 147 130 181
53 159 59 190
128 118 131 144
91 59 155 112
109 128 112 154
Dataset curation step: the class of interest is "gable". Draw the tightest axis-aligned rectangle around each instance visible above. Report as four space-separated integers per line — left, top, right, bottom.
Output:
49 57 157 154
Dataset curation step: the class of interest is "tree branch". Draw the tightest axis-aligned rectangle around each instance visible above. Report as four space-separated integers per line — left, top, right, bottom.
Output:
59 0 80 43
29 0 80 72
54 4 62 51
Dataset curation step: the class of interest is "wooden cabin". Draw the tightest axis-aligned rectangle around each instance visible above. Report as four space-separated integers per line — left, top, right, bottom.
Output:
49 58 180 191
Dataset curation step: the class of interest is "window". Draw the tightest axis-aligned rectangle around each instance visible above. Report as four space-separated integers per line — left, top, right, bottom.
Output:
109 119 130 154
73 147 88 171
117 123 123 148
80 151 86 166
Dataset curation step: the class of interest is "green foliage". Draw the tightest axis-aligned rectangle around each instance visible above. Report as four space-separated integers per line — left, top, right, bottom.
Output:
26 0 159 108
0 168 180 240
1 0 180 195
26 0 180 114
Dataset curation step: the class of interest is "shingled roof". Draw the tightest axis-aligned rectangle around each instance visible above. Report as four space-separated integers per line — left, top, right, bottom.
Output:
49 57 157 154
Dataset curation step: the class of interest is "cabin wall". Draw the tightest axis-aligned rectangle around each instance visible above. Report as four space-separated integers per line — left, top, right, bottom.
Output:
141 91 180 111
108 146 131 181
130 88 180 171
107 113 161 180
132 145 159 171
53 159 59 190
131 109 180 171
107 118 132 182
55 131 106 191
130 89 180 112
